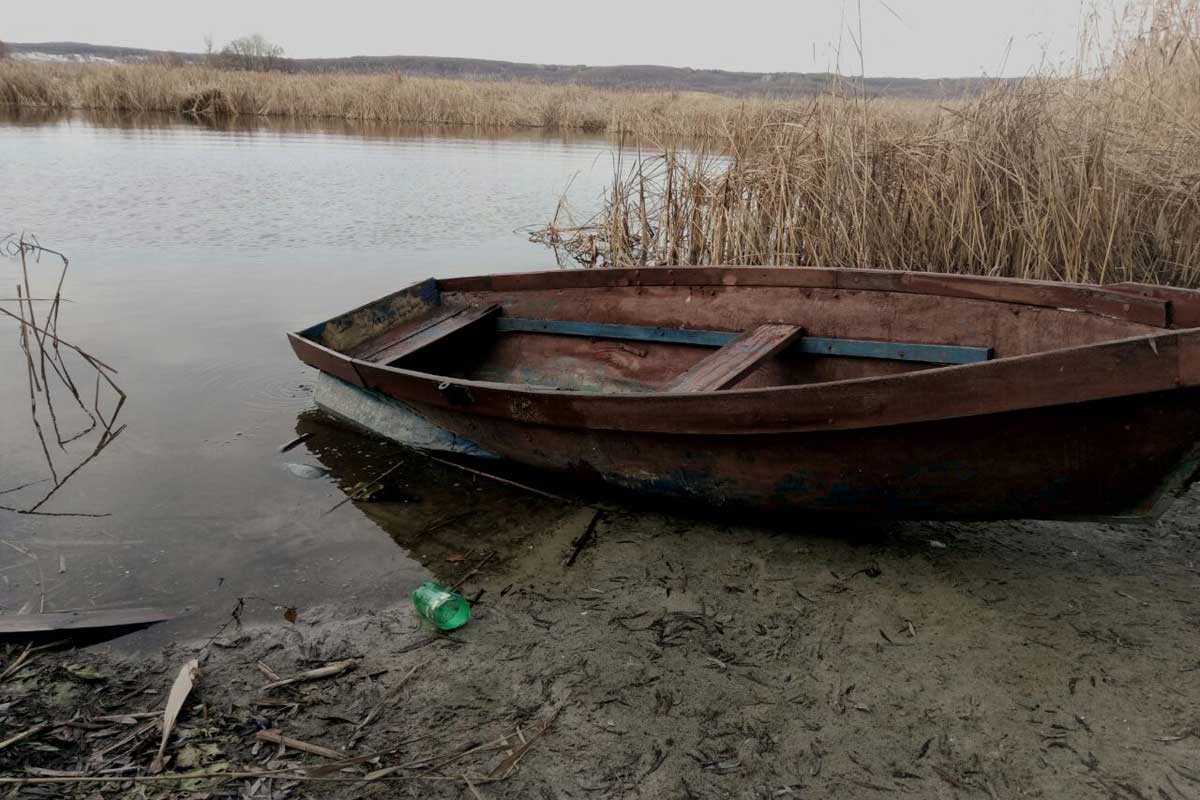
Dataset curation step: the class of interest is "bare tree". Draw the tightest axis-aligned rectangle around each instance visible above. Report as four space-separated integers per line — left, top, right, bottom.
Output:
216 34 286 72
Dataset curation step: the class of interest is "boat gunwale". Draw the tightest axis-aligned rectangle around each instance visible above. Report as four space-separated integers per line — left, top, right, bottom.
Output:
435 266 1174 327
288 322 1200 436
288 267 1200 435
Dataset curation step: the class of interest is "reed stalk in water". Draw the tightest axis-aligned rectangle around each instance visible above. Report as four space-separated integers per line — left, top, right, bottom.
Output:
0 235 127 517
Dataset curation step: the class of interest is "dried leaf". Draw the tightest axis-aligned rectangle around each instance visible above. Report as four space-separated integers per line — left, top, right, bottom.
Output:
63 663 107 682
446 553 467 563
174 744 202 768
283 607 298 624
175 741 224 768
149 658 199 774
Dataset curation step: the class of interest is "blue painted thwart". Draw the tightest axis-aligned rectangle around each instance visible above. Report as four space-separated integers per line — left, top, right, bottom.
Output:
495 317 992 365
495 317 733 347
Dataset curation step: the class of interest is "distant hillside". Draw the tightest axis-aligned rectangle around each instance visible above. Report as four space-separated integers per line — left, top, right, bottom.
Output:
4 41 1004 100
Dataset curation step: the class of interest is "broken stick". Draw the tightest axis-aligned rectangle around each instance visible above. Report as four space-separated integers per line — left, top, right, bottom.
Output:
256 730 344 760
261 659 356 691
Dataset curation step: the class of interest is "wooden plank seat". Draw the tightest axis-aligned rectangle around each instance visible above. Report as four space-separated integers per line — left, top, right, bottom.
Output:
665 324 806 392
347 309 991 382
494 318 992 365
349 304 501 364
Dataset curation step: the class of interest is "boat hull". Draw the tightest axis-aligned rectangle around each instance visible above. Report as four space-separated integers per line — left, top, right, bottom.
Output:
289 267 1200 521
404 388 1200 520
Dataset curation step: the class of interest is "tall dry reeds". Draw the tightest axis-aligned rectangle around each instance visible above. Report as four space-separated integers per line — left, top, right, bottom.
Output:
0 61 793 137
540 0 1200 286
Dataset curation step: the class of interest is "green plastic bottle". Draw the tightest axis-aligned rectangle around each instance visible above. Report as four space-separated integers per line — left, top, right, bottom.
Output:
411 580 470 631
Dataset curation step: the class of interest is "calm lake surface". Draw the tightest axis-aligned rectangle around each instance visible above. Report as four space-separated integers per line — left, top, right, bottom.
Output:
0 112 617 643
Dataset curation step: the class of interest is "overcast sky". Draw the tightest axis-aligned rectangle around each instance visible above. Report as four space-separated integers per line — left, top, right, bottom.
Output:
5 0 1096 79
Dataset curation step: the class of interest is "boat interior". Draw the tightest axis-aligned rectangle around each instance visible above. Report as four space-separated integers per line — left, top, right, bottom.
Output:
297 272 1175 394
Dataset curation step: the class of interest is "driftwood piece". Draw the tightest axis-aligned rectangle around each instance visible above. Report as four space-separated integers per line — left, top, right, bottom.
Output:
0 607 174 637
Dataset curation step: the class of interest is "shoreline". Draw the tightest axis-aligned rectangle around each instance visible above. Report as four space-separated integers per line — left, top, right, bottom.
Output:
0 62 822 137
4 484 1199 797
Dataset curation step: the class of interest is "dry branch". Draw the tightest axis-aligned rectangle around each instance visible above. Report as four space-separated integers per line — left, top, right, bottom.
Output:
260 659 357 691
256 730 344 759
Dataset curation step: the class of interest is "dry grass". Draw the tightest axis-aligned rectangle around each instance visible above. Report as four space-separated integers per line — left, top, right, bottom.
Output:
0 61 801 137
539 0 1200 286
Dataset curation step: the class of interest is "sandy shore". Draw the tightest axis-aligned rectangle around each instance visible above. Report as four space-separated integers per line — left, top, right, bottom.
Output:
3 472 1200 798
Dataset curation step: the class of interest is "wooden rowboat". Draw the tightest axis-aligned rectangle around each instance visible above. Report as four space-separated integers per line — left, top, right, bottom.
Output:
289 267 1200 521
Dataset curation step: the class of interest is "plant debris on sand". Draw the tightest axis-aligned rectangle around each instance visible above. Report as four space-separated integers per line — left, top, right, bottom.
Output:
3 488 1200 798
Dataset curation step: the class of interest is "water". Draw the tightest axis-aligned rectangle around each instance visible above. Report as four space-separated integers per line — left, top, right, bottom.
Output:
0 112 617 643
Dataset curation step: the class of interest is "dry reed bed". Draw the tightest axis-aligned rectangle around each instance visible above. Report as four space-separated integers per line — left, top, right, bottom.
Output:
540 1 1200 286
0 62 793 137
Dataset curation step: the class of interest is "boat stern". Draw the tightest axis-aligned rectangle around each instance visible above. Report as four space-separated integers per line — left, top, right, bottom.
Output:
288 276 443 385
